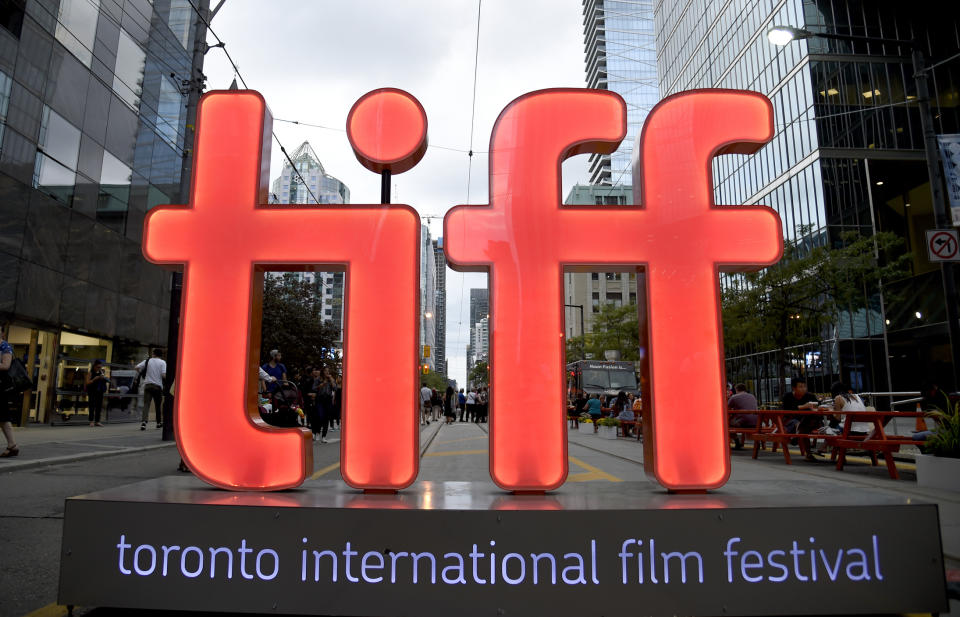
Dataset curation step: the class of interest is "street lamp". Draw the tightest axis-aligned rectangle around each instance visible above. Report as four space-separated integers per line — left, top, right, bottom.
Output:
768 24 960 390
564 304 586 360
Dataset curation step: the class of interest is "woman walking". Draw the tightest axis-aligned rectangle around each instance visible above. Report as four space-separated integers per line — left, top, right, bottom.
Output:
85 360 108 427
0 324 19 457
444 385 456 424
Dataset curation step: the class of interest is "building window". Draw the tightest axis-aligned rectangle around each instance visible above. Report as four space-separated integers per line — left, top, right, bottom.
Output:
55 0 100 67
167 0 192 49
605 272 618 280
98 150 131 229
0 70 11 145
0 0 26 38
156 76 182 148
606 292 622 307
591 272 599 280
113 30 147 110
34 106 80 205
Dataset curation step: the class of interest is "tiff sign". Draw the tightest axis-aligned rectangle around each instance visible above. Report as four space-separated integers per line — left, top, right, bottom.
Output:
143 87 782 493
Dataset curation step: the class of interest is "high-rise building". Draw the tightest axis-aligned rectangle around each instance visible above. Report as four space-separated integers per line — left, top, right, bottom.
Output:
0 0 202 422
582 0 659 185
562 184 635 337
655 0 960 398
270 141 350 205
421 226 437 372
269 141 350 341
469 288 488 334
472 316 489 362
432 237 446 377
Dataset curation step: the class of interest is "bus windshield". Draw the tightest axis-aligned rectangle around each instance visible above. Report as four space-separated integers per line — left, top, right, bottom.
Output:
581 368 637 391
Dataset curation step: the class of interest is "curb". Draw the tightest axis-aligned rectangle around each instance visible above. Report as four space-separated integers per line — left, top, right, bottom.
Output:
0 441 178 473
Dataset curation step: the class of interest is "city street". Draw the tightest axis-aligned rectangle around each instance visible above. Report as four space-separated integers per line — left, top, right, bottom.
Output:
2 421 957 617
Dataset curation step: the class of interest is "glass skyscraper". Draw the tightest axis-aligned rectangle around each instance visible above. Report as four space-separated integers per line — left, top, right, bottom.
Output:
582 0 658 185
0 0 201 422
655 0 960 399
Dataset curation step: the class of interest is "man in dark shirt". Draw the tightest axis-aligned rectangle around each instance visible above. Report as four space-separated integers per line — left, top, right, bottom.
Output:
781 377 821 460
728 384 758 450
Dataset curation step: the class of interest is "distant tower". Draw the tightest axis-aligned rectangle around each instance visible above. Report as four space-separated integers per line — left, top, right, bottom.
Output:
581 0 658 186
433 238 447 377
269 142 351 342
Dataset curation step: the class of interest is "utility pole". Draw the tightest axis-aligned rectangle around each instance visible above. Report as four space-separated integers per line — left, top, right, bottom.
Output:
162 0 211 441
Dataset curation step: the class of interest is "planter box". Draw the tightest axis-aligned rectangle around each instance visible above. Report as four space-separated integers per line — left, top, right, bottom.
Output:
578 422 594 435
916 454 960 491
599 425 618 440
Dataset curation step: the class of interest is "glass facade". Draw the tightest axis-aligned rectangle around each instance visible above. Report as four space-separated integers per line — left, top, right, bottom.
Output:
655 0 960 399
0 0 200 421
582 0 659 185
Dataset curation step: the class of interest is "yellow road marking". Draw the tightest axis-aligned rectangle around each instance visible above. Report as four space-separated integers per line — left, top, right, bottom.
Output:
567 471 605 482
568 455 622 482
436 436 488 445
22 604 68 617
424 449 488 458
309 461 341 480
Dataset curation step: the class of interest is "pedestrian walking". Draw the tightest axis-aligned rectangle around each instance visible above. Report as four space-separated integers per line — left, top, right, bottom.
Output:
420 382 432 425
431 388 442 423
0 324 19 457
332 374 342 430
314 367 336 443
444 385 456 424
457 388 466 421
261 350 287 393
135 349 167 430
477 387 489 423
466 387 477 422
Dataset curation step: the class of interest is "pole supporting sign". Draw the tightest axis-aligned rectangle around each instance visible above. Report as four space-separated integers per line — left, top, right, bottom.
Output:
926 229 960 262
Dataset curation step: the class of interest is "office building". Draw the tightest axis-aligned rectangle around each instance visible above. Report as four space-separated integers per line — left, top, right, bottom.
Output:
421 226 437 372
582 0 658 185
655 0 960 398
268 141 350 341
0 0 202 423
562 184 635 337
472 316 489 362
432 237 446 377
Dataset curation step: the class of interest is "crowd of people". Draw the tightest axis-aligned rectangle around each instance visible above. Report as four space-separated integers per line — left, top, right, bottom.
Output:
420 383 488 425
569 390 642 435
258 350 343 443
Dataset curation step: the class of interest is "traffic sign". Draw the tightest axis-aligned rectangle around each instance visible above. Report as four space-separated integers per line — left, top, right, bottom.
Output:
926 229 960 262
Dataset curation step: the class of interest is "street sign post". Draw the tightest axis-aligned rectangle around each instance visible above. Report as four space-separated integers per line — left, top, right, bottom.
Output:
926 229 960 262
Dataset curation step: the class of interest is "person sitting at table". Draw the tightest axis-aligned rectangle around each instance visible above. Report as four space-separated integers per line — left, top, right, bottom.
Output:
728 383 758 450
617 406 636 437
830 381 872 436
781 377 821 461
631 392 642 412
585 394 603 433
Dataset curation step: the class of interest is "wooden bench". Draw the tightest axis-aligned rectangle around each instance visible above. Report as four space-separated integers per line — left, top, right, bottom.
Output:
749 410 840 464
831 411 927 479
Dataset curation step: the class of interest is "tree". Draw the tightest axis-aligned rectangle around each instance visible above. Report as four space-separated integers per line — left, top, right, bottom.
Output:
259 273 341 374
468 361 489 388
721 228 910 396
420 370 449 391
565 303 640 363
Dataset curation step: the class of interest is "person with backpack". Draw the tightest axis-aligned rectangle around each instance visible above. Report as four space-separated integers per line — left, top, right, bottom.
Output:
0 323 19 457
135 349 167 430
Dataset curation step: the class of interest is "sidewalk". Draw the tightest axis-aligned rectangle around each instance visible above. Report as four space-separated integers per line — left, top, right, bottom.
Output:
0 422 176 473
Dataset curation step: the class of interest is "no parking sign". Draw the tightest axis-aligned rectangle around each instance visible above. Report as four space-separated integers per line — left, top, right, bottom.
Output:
926 229 960 262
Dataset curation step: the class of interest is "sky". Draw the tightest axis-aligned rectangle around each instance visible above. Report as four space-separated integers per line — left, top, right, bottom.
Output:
201 0 592 386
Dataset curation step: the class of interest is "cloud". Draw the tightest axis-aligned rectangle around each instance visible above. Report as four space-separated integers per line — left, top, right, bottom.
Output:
202 0 589 385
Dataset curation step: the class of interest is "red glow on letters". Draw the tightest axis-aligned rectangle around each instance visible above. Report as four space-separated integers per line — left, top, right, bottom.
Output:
346 88 428 174
445 89 781 492
143 91 421 491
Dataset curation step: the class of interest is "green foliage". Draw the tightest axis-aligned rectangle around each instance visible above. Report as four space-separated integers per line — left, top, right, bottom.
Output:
721 227 910 392
597 416 619 427
565 303 640 363
924 400 960 458
420 371 450 391
260 273 341 373
468 360 489 388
